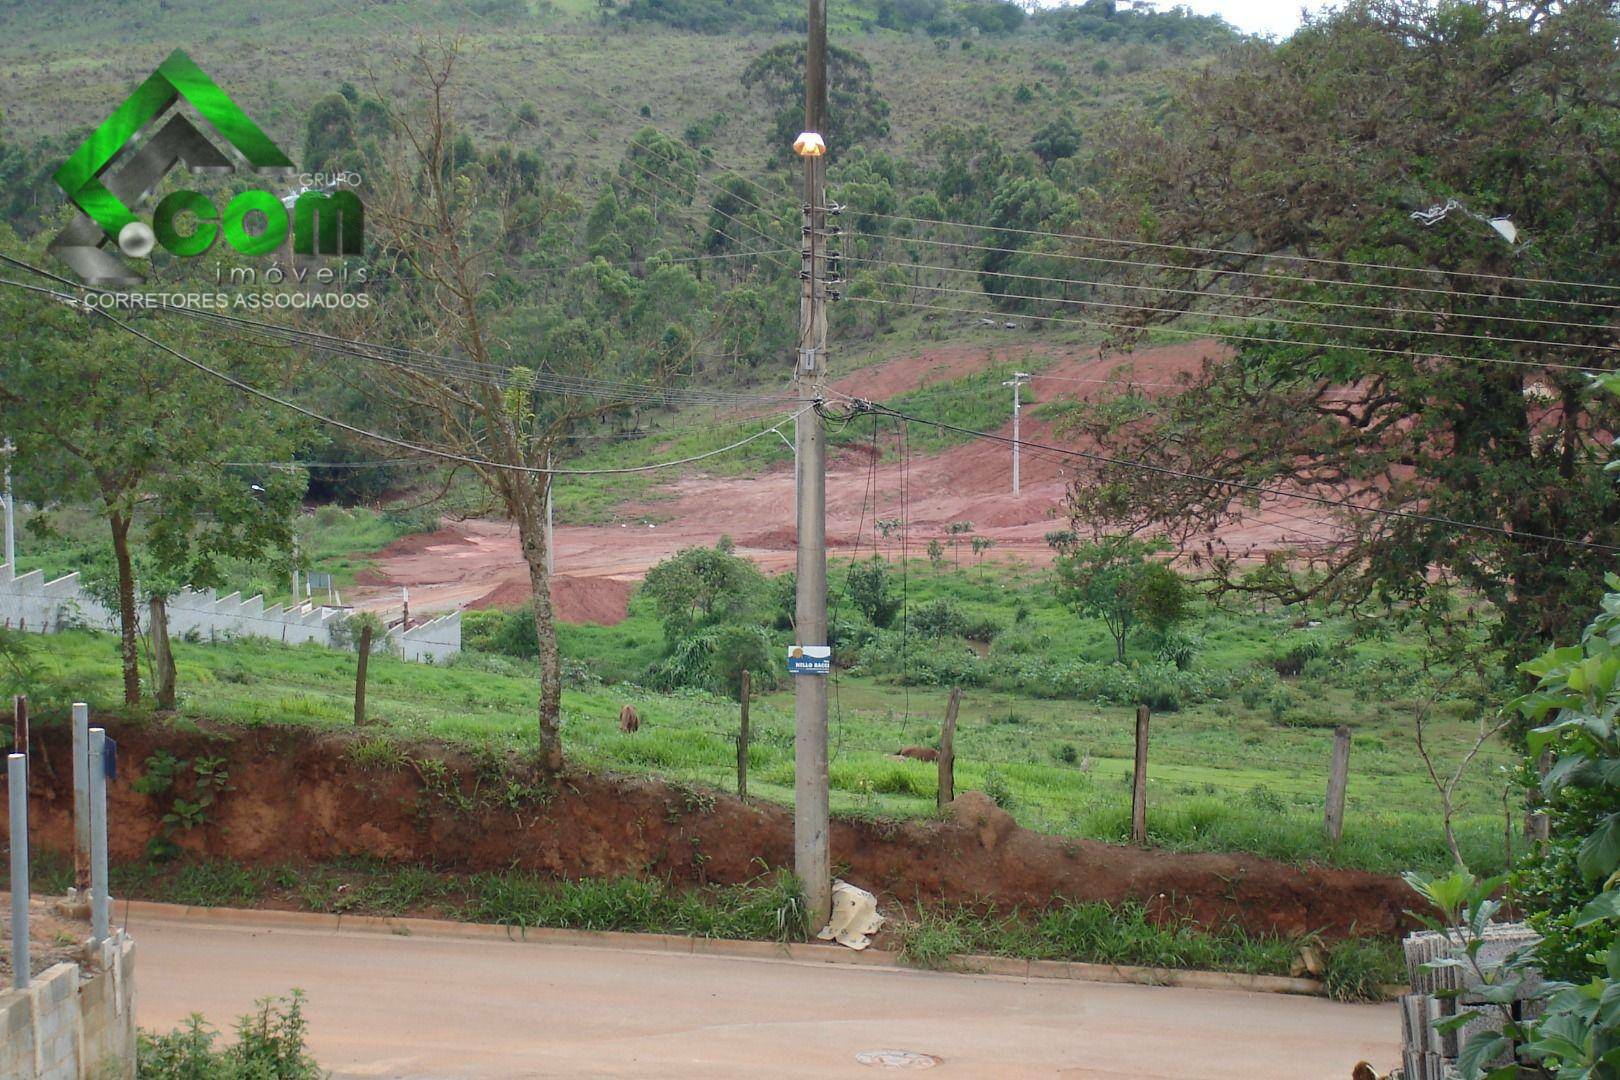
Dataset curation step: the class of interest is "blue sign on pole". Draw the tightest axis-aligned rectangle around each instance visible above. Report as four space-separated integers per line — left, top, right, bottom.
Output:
787 645 831 675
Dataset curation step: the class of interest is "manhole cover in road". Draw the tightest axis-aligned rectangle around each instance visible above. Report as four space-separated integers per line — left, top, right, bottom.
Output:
855 1049 942 1069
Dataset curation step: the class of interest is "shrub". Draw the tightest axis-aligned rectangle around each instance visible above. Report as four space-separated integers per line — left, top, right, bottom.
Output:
911 598 969 639
645 623 779 699
846 557 901 628
138 991 322 1079
1270 633 1325 677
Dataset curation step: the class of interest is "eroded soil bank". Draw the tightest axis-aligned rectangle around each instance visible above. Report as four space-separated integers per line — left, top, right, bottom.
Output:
8 719 1414 940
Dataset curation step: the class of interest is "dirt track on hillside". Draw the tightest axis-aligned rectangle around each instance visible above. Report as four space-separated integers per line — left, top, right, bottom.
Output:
347 340 1347 625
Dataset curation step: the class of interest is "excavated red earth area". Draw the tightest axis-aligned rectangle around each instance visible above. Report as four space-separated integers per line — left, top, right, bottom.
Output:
345 340 1345 626
11 721 1414 941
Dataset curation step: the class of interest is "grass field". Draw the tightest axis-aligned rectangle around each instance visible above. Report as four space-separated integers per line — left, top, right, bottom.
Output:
8 546 1516 879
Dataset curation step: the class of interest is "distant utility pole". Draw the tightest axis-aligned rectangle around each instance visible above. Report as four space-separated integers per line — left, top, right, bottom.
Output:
793 0 833 933
545 449 555 577
2 439 14 569
1002 372 1030 495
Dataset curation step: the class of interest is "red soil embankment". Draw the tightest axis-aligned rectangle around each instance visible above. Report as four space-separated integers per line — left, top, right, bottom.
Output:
10 721 1414 941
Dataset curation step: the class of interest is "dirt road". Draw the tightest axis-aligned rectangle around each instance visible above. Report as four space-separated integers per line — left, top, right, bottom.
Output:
130 912 1398 1079
346 340 1347 625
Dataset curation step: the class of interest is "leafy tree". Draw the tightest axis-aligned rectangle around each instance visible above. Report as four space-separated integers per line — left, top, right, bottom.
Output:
959 0 1024 35
1054 535 1185 663
741 43 891 162
0 241 305 704
845 556 900 628
1065 0 1620 668
1030 113 1082 166
945 520 974 569
641 542 771 640
926 538 946 573
301 89 390 175
971 536 996 578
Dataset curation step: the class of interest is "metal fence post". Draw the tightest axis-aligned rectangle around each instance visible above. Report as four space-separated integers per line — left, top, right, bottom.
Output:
89 728 109 944
73 702 89 893
8 752 28 989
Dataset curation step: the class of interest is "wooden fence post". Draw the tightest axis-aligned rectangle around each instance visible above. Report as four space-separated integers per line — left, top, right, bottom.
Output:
1131 704 1150 844
937 686 961 809
737 670 750 799
12 694 26 756
1525 747 1554 850
354 622 373 726
1324 724 1351 844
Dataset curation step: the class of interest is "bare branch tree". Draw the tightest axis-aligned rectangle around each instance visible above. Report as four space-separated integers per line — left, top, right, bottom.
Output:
361 37 688 768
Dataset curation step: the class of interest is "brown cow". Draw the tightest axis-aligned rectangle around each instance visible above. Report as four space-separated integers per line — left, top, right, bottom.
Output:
619 705 641 733
895 746 938 763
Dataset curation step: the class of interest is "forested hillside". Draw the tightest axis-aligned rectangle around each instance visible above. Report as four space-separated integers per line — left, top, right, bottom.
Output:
0 0 1241 503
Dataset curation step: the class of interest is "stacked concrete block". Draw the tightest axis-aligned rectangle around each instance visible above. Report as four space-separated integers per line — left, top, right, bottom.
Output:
1396 923 1541 1080
0 934 135 1080
0 562 460 662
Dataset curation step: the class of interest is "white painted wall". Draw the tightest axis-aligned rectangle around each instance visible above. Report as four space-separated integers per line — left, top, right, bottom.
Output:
0 563 460 662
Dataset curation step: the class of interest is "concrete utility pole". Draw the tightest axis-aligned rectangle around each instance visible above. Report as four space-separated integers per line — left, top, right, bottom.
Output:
2 439 15 570
793 0 833 933
545 449 555 577
1002 372 1030 495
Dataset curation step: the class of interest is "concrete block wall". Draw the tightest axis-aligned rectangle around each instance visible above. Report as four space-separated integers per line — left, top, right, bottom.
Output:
1397 923 1540 1080
0 563 459 662
0 934 136 1080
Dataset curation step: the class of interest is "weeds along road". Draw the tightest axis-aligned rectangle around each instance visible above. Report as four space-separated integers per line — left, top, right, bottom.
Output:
130 911 1397 1078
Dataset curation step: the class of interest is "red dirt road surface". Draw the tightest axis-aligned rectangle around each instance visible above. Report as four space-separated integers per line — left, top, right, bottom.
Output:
131 912 1399 1079
348 341 1346 625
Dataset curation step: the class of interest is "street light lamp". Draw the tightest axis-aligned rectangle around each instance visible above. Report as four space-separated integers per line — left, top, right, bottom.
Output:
793 131 826 158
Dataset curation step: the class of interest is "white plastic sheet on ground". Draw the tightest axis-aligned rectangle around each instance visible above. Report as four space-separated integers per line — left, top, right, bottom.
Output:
817 880 884 950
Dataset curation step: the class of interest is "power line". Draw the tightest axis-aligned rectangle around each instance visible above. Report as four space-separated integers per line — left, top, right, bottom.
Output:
0 252 797 407
855 209 1620 298
838 292 1612 375
0 273 808 478
845 257 1620 356
856 401 1620 553
850 234 1620 314
841 249 1620 340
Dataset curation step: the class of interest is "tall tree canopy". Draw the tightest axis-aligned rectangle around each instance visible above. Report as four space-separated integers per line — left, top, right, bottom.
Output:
1060 0 1620 663
0 240 307 703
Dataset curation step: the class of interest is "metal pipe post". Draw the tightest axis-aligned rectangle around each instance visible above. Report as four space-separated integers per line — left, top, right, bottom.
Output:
8 753 29 989
89 728 109 943
72 702 89 892
2 439 14 571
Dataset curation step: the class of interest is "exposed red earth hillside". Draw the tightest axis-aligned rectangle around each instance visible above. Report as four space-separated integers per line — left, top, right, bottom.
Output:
347 340 1346 625
10 720 1415 942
